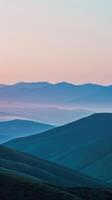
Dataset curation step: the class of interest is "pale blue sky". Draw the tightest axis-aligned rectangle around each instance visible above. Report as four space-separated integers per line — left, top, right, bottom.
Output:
0 0 112 84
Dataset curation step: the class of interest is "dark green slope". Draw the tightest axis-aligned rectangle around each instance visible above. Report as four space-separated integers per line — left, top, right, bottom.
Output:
0 169 112 200
0 119 53 143
67 187 112 200
0 146 105 188
0 168 79 200
5 113 112 182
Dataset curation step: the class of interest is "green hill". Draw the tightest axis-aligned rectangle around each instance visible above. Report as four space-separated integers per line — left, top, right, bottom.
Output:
5 113 112 182
0 145 105 188
0 168 112 200
0 168 79 200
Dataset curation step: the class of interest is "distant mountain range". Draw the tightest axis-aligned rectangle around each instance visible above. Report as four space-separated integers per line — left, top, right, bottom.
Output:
0 108 92 126
0 81 112 124
11 81 51 89
0 82 51 89
0 119 53 143
0 111 24 121
0 82 112 107
5 113 112 183
1 82 112 199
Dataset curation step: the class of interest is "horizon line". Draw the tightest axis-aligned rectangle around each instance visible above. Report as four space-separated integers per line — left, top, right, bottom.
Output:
0 81 112 87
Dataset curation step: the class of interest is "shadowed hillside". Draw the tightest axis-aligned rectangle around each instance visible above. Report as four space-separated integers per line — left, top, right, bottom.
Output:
0 169 79 200
0 146 105 188
0 146 112 200
5 113 112 183
0 168 112 200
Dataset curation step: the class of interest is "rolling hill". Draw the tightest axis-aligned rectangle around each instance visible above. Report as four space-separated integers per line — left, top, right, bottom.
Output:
0 169 78 200
0 119 53 143
0 145 104 188
5 113 112 183
1 169 112 200
0 146 112 200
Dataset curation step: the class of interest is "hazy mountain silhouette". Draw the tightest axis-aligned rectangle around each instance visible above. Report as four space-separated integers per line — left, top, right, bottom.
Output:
13 81 52 89
0 82 112 106
2 107 92 126
0 119 53 143
0 81 112 124
0 84 6 88
0 111 23 121
5 113 112 183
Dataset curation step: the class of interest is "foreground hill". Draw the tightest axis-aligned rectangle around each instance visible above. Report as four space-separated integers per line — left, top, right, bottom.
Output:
0 169 78 200
1 169 112 200
5 113 112 183
0 119 53 143
0 146 104 188
1 146 112 200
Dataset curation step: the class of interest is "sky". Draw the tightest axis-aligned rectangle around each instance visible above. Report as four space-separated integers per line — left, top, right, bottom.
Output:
0 0 112 85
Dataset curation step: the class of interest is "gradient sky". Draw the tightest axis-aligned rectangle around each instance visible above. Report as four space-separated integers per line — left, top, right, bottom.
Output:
0 0 112 84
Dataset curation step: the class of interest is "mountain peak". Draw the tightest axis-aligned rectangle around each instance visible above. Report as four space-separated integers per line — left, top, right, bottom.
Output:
53 82 75 88
13 82 52 89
